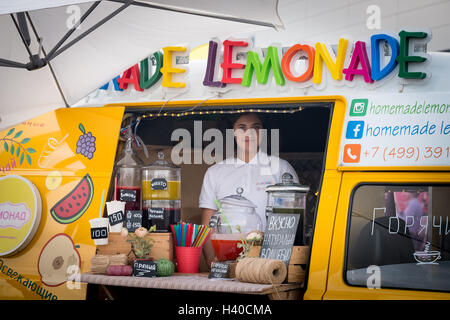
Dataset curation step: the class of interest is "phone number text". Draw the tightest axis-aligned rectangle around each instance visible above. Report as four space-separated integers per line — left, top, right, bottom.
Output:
363 145 450 162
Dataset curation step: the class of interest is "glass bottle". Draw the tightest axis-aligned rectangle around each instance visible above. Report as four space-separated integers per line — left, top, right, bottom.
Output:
114 128 143 212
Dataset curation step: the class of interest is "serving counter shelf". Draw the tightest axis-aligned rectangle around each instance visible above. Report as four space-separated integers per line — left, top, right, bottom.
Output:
80 272 303 300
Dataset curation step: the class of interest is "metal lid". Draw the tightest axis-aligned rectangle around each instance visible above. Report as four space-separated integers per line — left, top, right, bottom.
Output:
219 187 257 208
265 173 310 193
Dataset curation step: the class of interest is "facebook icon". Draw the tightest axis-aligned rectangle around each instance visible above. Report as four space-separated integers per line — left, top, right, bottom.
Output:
346 121 364 139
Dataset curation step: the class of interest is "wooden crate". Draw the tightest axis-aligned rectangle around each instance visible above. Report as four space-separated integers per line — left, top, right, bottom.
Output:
96 233 174 262
248 246 309 284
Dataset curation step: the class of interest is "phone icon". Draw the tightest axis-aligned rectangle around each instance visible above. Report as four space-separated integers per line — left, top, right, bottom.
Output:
343 144 361 163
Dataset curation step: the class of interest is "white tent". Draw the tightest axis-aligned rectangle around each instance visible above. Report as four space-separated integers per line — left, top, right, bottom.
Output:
0 0 283 130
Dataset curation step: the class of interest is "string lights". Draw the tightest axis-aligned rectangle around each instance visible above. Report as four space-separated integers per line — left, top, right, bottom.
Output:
139 106 304 119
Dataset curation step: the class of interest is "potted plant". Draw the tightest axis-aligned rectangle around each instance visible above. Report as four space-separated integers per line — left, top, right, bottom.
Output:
236 229 264 262
121 227 156 277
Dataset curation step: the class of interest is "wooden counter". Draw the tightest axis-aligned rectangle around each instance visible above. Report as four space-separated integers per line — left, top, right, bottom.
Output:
80 272 303 300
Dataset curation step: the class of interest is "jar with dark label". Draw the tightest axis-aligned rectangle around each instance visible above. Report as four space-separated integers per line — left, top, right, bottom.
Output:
265 173 309 245
141 151 181 232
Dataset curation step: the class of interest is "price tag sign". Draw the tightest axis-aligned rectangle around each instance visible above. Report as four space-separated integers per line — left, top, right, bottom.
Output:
91 227 108 240
125 210 142 233
108 210 124 226
260 213 300 268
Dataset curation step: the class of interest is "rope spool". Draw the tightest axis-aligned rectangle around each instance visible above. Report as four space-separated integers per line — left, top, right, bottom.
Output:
236 258 287 284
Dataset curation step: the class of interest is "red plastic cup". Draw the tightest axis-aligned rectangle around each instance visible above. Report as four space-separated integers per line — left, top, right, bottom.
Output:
175 246 202 273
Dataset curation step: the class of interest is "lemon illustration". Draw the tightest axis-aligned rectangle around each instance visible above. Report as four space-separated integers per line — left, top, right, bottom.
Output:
45 171 62 190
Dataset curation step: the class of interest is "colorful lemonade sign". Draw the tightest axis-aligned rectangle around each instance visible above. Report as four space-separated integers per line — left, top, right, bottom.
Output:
100 30 430 94
0 175 42 256
203 31 430 88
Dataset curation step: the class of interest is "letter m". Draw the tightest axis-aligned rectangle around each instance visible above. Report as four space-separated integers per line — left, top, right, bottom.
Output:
254 305 264 315
242 46 285 87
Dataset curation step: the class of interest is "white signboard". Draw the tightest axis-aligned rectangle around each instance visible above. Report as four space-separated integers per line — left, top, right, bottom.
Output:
339 94 450 167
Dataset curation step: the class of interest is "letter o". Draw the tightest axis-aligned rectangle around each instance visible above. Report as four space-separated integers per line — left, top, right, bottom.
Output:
281 44 315 82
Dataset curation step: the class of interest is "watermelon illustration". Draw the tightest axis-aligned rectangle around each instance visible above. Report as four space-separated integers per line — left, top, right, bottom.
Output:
50 173 94 224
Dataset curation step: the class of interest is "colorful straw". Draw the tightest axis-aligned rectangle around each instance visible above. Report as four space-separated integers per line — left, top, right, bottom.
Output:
171 222 211 248
214 198 232 234
99 189 105 218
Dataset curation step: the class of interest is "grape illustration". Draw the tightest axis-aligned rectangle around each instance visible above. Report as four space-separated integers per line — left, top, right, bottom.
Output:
76 123 96 160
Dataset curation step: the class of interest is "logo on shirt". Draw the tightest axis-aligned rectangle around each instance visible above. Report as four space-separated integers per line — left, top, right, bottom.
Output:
256 181 273 191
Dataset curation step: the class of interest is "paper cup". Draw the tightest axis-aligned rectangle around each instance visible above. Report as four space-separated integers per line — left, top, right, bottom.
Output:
89 218 109 245
106 201 125 232
175 246 202 273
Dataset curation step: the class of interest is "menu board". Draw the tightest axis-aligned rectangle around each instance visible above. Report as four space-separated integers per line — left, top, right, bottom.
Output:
132 260 157 277
125 210 142 233
340 93 450 167
260 213 299 268
208 261 232 279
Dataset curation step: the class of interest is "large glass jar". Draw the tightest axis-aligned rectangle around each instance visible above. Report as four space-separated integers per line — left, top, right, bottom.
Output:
141 151 181 232
265 173 309 245
210 188 263 261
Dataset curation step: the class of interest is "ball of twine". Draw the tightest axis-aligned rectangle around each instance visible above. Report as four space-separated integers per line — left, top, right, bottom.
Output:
236 257 287 284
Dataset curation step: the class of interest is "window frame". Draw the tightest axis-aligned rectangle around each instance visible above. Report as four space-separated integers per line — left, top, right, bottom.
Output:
343 182 450 294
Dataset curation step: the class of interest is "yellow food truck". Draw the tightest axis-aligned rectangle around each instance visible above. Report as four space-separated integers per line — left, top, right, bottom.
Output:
0 29 449 300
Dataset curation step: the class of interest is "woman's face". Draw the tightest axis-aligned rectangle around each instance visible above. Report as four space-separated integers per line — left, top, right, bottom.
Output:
233 114 263 154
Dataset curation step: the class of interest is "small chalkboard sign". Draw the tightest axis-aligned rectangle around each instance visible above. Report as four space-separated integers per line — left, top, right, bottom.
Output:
108 210 124 226
125 210 142 233
120 189 137 202
132 260 157 277
260 213 300 268
151 178 167 190
208 261 233 279
147 208 164 220
91 227 108 240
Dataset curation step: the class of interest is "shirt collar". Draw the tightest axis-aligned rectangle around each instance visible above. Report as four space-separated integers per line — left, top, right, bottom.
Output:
232 151 270 167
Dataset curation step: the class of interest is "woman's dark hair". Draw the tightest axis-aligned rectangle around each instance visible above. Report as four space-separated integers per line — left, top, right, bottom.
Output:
222 112 266 129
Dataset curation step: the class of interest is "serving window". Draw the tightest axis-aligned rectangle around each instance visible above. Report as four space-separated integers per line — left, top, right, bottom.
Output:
112 101 332 271
345 184 450 293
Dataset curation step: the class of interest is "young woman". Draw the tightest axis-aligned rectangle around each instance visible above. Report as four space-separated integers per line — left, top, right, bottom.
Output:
199 112 299 266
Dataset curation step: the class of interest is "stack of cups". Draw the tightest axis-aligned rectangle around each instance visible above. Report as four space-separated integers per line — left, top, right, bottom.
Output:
106 201 126 233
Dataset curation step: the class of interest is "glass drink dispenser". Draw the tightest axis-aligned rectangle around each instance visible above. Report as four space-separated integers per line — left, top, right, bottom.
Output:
114 128 143 211
141 152 181 232
210 188 263 261
265 173 309 245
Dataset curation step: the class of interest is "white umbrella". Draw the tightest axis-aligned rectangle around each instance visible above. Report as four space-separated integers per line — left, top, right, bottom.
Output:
0 0 283 130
